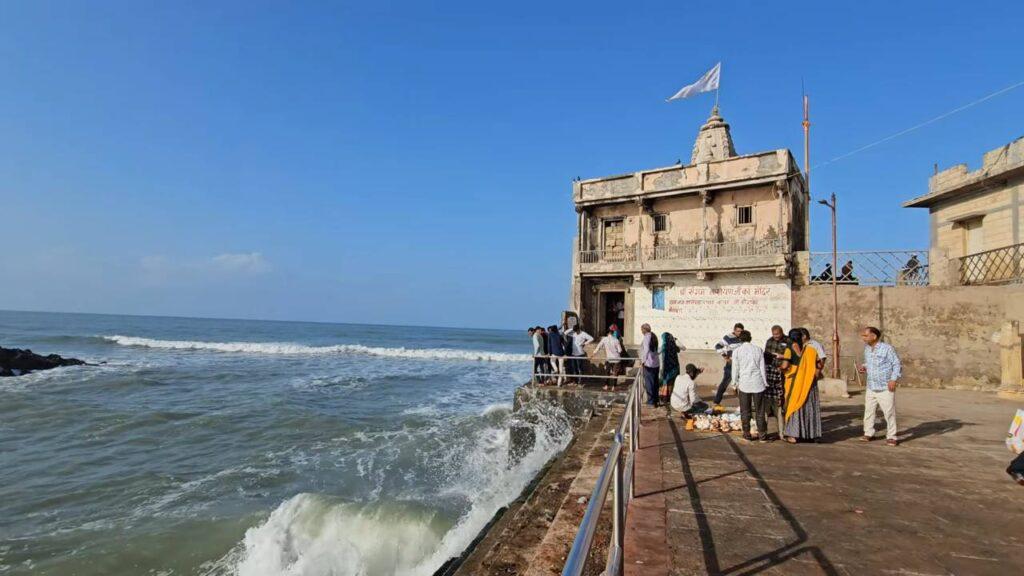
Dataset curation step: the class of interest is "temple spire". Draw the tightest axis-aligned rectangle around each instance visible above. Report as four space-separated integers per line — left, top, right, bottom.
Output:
691 105 737 164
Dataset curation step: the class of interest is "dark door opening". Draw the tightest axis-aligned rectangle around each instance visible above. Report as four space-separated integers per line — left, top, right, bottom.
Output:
601 292 626 336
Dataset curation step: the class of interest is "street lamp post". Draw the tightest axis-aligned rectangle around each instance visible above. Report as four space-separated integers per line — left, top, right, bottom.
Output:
817 193 840 378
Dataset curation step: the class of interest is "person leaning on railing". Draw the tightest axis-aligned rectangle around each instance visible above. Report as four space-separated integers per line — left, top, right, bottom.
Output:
597 326 624 391
529 327 546 380
546 324 566 386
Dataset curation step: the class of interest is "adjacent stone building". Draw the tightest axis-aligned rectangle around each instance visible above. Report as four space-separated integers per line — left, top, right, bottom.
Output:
903 136 1024 285
570 108 809 348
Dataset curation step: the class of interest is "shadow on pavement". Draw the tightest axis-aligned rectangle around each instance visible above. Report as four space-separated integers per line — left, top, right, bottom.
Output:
668 418 841 576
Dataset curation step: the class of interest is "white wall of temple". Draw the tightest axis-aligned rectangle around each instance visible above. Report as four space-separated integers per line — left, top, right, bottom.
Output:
632 271 792 350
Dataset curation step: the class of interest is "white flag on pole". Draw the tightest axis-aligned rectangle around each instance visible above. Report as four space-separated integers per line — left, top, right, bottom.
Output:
667 62 721 102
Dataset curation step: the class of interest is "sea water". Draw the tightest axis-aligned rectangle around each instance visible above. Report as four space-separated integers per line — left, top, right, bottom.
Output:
0 311 571 576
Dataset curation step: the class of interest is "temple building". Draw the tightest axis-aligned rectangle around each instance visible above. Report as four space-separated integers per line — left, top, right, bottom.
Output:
570 108 809 348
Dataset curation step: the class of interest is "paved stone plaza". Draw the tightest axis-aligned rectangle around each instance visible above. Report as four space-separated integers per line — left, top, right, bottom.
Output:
624 387 1024 575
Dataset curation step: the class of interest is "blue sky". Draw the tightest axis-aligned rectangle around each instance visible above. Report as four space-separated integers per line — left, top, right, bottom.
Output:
1 1 1022 329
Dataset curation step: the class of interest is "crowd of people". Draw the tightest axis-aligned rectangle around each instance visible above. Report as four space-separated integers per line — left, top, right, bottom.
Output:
529 322 627 388
531 320 905 447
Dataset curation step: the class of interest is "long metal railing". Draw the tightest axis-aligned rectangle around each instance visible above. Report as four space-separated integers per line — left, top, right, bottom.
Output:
808 250 929 286
530 354 638 388
560 367 643 576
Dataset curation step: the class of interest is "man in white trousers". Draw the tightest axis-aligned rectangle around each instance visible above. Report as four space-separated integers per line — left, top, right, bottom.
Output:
859 326 902 446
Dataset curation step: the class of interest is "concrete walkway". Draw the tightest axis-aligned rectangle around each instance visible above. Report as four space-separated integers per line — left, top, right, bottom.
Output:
623 388 1024 575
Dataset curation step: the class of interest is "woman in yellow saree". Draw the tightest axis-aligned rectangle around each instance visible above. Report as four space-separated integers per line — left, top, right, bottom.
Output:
781 328 822 443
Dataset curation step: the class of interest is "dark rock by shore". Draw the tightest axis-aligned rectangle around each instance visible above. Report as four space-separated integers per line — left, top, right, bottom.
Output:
0 347 89 377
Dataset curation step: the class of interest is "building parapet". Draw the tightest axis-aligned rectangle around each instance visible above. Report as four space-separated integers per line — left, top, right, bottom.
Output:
573 149 798 206
904 136 1024 208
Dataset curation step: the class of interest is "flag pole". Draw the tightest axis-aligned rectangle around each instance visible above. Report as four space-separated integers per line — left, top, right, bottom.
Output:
715 63 721 110
802 93 810 192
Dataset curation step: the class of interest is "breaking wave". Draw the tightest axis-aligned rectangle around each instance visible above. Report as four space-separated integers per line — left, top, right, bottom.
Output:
207 399 572 576
102 335 531 362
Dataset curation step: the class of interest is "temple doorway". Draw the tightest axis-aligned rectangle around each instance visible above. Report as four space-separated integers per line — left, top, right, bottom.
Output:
601 292 626 337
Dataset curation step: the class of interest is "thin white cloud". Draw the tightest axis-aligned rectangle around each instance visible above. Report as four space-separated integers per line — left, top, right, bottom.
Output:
139 252 272 281
209 252 272 274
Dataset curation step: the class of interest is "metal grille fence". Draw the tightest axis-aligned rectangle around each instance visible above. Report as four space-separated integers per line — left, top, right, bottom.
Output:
809 250 928 286
959 243 1024 285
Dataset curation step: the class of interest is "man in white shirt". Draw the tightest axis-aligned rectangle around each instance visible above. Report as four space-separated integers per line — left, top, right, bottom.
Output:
731 330 768 442
670 364 708 415
529 327 546 382
568 325 594 385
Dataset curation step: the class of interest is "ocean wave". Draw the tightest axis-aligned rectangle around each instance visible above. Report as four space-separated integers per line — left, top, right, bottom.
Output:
211 399 572 576
229 495 447 576
102 335 531 363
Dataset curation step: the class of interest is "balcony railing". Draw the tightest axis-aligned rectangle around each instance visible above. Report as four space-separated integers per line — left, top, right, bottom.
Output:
959 243 1024 285
809 251 928 287
579 248 638 264
580 238 787 267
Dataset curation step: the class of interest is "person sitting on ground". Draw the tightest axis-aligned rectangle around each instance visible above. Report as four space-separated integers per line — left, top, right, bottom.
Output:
732 330 769 443
840 260 857 283
597 326 624 390
659 332 684 405
670 364 708 416
713 323 744 406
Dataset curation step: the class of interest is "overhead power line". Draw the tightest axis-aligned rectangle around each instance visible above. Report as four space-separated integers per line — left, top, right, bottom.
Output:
813 79 1024 170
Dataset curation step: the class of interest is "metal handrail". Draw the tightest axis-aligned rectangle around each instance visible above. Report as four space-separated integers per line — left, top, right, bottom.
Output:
530 354 641 387
561 369 642 576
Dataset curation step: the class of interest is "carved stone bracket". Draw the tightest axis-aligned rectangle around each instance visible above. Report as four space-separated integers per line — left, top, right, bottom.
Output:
696 270 712 281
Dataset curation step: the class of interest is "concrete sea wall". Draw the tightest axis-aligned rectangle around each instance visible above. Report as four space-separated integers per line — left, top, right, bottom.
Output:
792 284 1024 390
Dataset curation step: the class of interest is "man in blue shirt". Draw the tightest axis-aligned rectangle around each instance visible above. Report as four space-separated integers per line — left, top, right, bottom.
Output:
859 326 902 446
712 323 744 405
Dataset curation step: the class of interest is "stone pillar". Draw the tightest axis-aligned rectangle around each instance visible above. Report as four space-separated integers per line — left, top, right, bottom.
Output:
999 321 1024 398
791 251 811 286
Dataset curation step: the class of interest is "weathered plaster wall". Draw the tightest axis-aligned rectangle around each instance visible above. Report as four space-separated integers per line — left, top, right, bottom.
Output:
582 184 785 252
633 271 792 350
792 284 1024 390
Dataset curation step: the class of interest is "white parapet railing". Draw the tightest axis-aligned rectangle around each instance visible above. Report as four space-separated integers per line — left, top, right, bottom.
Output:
578 247 639 265
581 238 787 266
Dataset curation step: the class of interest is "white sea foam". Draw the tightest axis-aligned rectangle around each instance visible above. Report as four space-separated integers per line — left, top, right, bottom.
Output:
230 495 446 576
215 399 572 576
102 335 531 363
